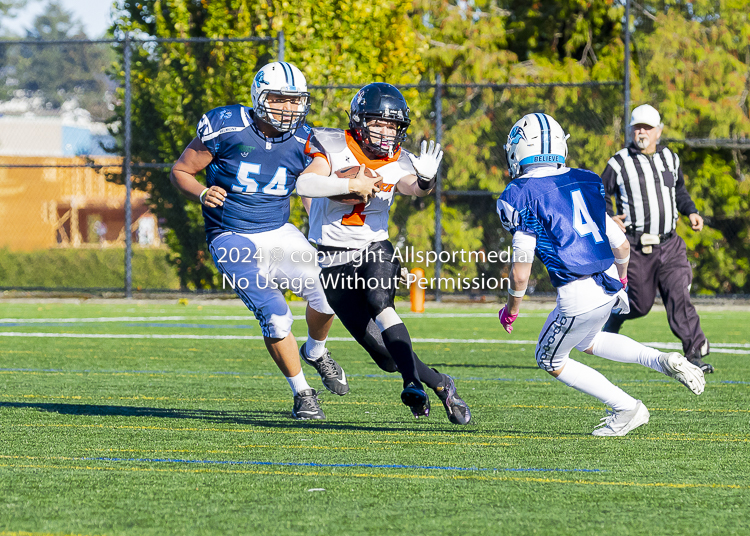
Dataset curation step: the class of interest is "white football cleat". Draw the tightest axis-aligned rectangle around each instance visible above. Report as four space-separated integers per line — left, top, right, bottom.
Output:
659 352 705 395
592 400 650 437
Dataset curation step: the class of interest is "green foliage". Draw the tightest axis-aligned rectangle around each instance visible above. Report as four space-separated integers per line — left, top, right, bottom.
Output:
110 0 421 289
632 0 750 292
109 0 750 293
0 247 181 289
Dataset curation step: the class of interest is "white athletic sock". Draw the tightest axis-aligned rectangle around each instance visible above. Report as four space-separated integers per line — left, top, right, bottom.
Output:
555 358 638 412
589 332 665 373
305 334 328 360
286 370 312 396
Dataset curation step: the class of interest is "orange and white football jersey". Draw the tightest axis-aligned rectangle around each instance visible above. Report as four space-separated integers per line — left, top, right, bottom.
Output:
305 128 416 250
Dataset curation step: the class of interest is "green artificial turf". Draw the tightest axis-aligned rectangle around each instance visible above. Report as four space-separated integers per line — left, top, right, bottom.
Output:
0 300 748 536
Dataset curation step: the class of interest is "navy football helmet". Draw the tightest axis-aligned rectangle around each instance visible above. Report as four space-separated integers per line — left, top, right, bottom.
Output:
349 83 410 157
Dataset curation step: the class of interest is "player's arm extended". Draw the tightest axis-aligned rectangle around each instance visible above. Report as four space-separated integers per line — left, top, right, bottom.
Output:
396 174 431 197
297 157 379 199
170 137 225 207
606 215 630 283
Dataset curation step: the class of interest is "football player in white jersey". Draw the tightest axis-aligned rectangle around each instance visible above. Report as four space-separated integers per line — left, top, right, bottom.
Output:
295 83 471 425
497 113 705 436
170 62 378 420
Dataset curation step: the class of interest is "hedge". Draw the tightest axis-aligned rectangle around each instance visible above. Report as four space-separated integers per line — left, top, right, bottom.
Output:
0 248 180 290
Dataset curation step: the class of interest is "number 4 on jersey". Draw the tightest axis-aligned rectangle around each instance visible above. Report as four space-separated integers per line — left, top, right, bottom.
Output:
571 189 604 243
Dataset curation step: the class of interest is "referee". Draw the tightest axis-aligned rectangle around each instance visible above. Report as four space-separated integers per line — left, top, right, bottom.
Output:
601 104 713 373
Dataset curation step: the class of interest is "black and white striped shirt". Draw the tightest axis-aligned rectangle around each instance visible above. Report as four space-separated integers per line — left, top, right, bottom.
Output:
602 144 697 236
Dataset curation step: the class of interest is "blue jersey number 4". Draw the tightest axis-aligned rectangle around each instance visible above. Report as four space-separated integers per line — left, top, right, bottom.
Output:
571 189 604 243
234 162 290 196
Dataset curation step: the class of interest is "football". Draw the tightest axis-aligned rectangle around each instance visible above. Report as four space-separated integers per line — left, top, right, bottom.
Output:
329 166 382 205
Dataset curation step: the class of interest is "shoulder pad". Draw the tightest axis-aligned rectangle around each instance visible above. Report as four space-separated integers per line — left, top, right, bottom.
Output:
309 128 347 154
197 104 250 144
570 167 602 182
292 123 313 145
497 198 520 233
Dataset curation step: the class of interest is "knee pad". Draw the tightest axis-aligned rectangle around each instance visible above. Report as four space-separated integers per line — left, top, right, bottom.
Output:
375 307 402 332
261 307 294 339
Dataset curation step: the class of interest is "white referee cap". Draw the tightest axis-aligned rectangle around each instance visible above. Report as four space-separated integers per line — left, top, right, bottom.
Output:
630 104 662 128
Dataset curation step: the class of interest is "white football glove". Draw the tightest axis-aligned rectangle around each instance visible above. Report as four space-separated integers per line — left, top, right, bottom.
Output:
408 140 443 190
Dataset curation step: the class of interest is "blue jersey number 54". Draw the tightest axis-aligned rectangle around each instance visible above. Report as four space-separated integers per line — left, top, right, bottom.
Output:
234 162 290 196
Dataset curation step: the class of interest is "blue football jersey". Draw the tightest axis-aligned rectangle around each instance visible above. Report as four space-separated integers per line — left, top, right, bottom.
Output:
497 168 616 288
196 105 313 241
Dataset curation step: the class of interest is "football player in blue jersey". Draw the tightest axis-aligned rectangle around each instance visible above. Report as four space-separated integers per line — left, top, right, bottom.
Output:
170 62 381 420
496 113 706 436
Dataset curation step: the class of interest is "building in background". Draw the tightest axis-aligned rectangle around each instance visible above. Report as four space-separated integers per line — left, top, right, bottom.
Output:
0 94 160 251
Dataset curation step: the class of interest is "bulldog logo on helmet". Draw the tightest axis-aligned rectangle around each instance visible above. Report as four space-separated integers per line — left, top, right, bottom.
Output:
254 70 269 88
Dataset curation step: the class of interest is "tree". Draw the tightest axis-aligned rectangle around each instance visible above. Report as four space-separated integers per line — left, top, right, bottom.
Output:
405 0 626 288
631 1 750 292
110 0 421 288
1 1 114 119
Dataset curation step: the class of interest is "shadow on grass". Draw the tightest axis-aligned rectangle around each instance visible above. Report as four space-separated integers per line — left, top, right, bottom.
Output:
431 363 540 370
0 401 469 433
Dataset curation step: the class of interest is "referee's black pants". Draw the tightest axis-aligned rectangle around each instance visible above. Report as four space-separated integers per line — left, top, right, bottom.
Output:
603 233 709 359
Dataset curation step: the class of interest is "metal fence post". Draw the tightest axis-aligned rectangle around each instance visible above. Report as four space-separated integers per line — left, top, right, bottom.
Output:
433 74 443 302
278 30 285 62
124 33 133 298
623 0 631 141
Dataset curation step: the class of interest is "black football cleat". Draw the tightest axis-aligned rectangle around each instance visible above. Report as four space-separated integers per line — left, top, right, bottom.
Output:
435 374 472 425
401 382 430 418
687 355 714 374
299 343 350 395
292 388 325 420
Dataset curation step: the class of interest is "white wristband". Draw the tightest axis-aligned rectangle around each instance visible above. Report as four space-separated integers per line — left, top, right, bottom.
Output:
199 188 209 205
296 173 350 197
508 287 526 298
614 254 630 265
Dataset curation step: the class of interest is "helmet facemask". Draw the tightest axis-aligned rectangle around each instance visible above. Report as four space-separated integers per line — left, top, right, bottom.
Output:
255 90 311 133
353 114 409 157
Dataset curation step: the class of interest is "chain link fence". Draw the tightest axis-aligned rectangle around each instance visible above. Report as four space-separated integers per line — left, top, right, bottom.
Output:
0 33 747 296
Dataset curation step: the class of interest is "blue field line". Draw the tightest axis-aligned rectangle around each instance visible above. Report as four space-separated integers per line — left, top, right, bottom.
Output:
0 322 254 329
79 456 604 473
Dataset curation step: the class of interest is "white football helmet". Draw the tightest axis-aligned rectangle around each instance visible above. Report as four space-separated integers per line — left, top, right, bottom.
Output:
250 62 310 132
504 113 568 179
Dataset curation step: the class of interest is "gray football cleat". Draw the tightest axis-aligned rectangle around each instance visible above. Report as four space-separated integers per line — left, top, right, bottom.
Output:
292 388 325 420
592 400 650 437
300 343 350 396
435 374 471 425
659 352 706 395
